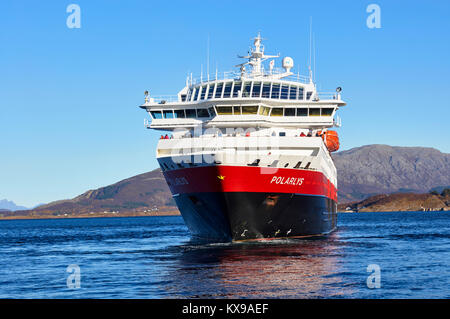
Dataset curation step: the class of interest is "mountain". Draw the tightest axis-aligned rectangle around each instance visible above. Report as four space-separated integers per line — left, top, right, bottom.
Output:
26 169 176 216
3 144 450 219
0 199 28 211
333 145 450 202
338 189 450 212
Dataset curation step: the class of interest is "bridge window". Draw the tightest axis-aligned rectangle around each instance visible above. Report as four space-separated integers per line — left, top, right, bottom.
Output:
207 84 215 99
298 87 304 100
233 106 241 115
242 105 258 114
215 83 223 98
181 94 187 102
284 108 295 116
186 88 193 101
280 84 289 99
174 110 185 118
208 107 216 117
252 82 261 98
321 108 334 116
258 106 270 116
306 91 313 100
296 108 308 116
309 108 320 116
270 108 283 116
197 108 210 118
200 85 207 100
216 106 233 115
150 111 162 119
271 83 280 99
232 81 242 98
242 82 251 97
192 88 199 101
223 82 232 98
185 109 197 118
289 85 297 100
163 110 174 119
262 83 271 98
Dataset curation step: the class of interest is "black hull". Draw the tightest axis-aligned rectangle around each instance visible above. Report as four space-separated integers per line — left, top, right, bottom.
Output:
174 192 337 242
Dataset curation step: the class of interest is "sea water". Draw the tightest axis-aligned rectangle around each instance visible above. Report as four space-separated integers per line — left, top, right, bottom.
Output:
0 212 449 298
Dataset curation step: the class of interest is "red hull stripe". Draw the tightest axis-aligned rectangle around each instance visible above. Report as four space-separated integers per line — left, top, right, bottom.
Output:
163 166 337 201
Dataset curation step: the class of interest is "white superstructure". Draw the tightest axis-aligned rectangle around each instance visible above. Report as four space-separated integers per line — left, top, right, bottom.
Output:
139 34 346 188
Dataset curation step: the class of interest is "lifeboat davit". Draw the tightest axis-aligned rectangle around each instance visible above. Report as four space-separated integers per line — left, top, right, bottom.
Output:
323 130 340 152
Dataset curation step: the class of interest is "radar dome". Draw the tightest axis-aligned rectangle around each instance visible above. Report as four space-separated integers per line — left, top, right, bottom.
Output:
282 57 294 72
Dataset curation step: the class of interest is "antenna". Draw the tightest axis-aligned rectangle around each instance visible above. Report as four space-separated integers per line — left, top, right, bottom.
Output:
313 32 316 83
309 16 312 81
207 34 210 81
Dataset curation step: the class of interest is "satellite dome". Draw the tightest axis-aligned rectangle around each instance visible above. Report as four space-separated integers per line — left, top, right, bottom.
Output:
282 57 294 72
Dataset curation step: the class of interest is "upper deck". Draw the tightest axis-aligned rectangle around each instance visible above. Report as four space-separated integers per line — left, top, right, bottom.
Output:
139 34 346 131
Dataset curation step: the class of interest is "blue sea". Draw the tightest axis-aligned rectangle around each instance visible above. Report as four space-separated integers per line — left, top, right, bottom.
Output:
0 212 449 299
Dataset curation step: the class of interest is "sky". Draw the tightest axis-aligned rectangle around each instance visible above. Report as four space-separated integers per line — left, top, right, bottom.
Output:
1 0 449 207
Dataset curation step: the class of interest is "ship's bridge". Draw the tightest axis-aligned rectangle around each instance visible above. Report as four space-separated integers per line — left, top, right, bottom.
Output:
139 34 346 132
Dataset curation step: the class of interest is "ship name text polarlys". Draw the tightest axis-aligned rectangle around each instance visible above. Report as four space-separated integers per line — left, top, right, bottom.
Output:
270 176 304 185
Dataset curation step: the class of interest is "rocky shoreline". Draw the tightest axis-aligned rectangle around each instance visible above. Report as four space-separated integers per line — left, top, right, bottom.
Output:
338 189 450 213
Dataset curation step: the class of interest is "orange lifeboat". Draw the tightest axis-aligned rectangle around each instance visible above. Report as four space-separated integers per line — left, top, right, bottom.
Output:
323 130 340 152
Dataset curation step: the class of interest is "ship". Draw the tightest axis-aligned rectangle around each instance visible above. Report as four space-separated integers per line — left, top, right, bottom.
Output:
139 34 346 242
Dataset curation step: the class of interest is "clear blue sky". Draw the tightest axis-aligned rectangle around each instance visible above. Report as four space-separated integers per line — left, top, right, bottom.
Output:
1 0 449 207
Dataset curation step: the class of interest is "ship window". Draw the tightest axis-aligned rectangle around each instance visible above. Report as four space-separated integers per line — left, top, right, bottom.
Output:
252 82 261 98
181 94 187 102
223 82 232 98
262 83 271 98
186 88 193 101
151 111 162 119
306 91 313 100
200 85 207 100
215 83 223 98
280 85 289 99
185 109 197 118
216 106 233 115
193 87 199 101
296 108 308 116
309 108 320 116
208 107 216 117
321 108 334 116
288 85 297 100
233 106 241 115
284 108 295 116
270 108 283 116
207 84 215 99
294 161 302 169
271 83 280 99
242 82 251 97
197 108 209 118
163 110 174 119
174 110 185 118
279 132 286 137
232 81 242 98
242 105 258 115
298 87 304 100
258 106 270 116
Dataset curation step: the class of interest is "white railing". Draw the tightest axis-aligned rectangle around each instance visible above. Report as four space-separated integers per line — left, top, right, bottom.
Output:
189 68 311 86
145 91 341 105
146 95 179 104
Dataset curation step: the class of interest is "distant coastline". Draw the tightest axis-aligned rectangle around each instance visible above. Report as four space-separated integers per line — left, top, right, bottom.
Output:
1 189 449 220
337 189 450 213
0 210 181 220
